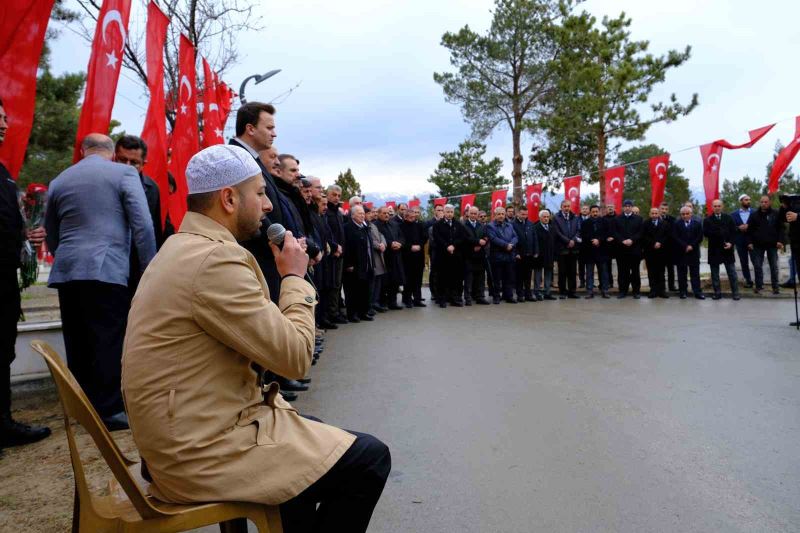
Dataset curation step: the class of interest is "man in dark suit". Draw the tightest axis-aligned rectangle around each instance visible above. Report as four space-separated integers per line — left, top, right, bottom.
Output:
604 203 618 288
400 207 427 307
581 205 610 298
704 199 740 300
613 199 644 299
114 135 175 295
229 102 284 298
747 195 785 294
642 207 671 298
376 206 406 309
659 202 678 292
0 99 52 449
46 134 156 429
432 204 467 307
462 206 490 305
672 205 705 299
730 194 756 288
553 200 581 299
533 209 556 300
578 205 590 288
343 205 374 322
324 185 347 324
486 206 518 304
512 206 539 302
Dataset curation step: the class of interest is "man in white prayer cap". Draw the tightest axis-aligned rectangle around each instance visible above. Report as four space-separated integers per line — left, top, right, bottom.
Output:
122 145 390 532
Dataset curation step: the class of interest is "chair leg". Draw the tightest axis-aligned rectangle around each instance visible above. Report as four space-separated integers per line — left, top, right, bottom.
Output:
219 517 249 533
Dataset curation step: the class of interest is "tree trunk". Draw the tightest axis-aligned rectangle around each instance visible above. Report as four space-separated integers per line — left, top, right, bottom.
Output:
511 126 523 205
597 129 606 204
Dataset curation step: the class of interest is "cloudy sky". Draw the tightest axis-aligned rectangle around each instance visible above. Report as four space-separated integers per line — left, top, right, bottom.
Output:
51 0 800 199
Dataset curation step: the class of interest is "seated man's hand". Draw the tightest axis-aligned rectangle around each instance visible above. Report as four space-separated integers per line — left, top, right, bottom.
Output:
271 231 309 278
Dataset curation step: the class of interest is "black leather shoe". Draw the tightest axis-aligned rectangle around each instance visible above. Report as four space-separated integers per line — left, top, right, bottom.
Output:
647 293 656 299
536 294 544 301
772 288 780 295
744 281 754 288
567 293 579 299
464 300 473 306
505 298 517 304
617 293 626 299
679 293 688 299
476 299 491 305
492 298 501 304
297 377 312 384
101 412 129 432
601 292 610 299
281 391 298 401
358 314 374 321
280 379 309 392
373 305 388 313
632 294 641 300
585 293 594 299
659 293 670 299
0 416 52 446
559 295 567 300
413 301 427 307
439 302 447 308
332 316 348 325
404 302 414 309
732 295 741 301
695 294 706 300
387 304 403 310
543 295 557 300
347 315 361 323
525 295 537 302
712 294 722 300
320 321 338 330
450 301 464 307
366 310 376 317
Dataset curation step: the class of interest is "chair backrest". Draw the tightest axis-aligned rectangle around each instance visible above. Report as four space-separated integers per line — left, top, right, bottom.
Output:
30 340 166 520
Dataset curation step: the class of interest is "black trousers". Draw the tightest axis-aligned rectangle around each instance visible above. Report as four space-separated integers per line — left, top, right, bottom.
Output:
463 260 486 302
617 254 641 295
57 281 130 418
435 257 464 303
678 258 702 296
402 254 425 304
343 271 372 318
645 254 666 295
428 254 440 301
280 423 391 533
491 261 515 300
605 255 616 287
578 256 586 285
557 253 577 295
665 253 677 290
0 268 21 418
325 256 344 320
515 256 534 298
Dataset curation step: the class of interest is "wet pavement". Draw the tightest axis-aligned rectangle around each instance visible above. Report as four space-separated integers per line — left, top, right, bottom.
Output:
286 293 799 533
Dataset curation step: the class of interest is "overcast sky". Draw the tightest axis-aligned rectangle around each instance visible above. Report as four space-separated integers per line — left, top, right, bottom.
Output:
51 0 800 198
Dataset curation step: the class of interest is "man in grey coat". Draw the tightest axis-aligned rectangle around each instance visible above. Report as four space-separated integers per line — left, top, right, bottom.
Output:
45 134 156 430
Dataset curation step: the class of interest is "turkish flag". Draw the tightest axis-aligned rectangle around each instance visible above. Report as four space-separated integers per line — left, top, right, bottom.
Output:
385 201 396 210
604 166 625 213
563 175 581 215
526 183 542 222
649 154 669 208
460 194 476 217
364 201 374 210
432 197 447 208
715 123 775 149
167 34 199 229
342 201 350 214
139 1 169 228
408 198 421 210
0 0 55 178
490 189 507 212
201 58 223 147
768 117 800 193
700 143 723 215
73 0 132 162
217 81 234 127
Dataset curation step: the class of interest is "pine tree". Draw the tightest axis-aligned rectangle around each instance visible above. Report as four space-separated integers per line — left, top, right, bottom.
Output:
335 168 362 201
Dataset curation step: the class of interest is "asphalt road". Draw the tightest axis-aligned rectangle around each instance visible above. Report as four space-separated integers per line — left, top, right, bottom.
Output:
199 293 800 532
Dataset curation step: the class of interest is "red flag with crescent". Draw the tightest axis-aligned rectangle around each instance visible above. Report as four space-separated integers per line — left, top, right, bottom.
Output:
167 34 199 228
201 58 223 148
490 189 507 211
700 143 723 215
604 167 625 213
461 194 476 217
216 81 234 127
408 198 421 210
563 175 581 214
432 197 447 208
342 201 350 214
649 154 669 208
715 124 775 150
526 183 542 222
73 0 132 162
0 0 55 178
768 117 800 193
385 201 396 210
140 1 170 227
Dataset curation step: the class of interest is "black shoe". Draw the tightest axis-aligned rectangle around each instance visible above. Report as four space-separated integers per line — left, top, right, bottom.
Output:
101 412 129 432
559 295 567 300
753 287 762 294
525 295 536 302
781 281 795 288
367 310 376 317
695 294 706 300
476 299 491 305
347 315 361 323
320 321 338 330
659 293 670 299
543 295 557 301
413 301 427 307
358 314 375 321
280 379 309 392
332 316 348 325
744 281 754 288
504 298 517 304
647 293 657 299
567 293 579 299
492 298 501 304
0 416 52 446
297 377 312 384
772 288 780 295
732 295 741 301
679 293 687 299
585 293 594 299
387 304 403 310
373 305 388 313
281 391 298 402
632 294 641 300
464 300 473 306
712 293 722 300
601 292 610 299
404 302 414 309
617 293 627 299
439 302 448 308
668 285 678 292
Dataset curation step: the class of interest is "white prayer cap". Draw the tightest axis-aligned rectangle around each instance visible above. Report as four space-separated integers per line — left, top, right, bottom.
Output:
186 145 261 195
738 193 750 201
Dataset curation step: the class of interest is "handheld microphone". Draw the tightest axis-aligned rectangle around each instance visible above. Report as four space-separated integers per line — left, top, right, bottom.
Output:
266 223 286 250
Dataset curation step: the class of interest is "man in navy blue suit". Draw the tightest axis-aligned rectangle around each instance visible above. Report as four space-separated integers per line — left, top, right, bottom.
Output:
730 194 756 288
672 206 705 299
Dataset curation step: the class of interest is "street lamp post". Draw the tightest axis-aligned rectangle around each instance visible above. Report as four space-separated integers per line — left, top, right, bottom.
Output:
239 70 282 104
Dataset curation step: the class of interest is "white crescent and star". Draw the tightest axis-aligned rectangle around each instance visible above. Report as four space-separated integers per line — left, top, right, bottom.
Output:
494 198 504 208
530 192 540 204
101 10 127 70
609 176 621 192
707 153 720 172
209 103 219 112
655 162 667 180
179 76 192 114
567 186 579 199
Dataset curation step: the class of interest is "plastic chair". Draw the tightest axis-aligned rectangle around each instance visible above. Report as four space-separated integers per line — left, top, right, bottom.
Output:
30 340 283 533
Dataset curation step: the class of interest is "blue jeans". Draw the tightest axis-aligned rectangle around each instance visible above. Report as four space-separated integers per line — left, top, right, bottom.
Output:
734 241 756 284
752 246 779 290
585 260 609 293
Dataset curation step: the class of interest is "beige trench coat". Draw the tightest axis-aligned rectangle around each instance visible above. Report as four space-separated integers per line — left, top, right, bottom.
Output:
122 212 354 505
